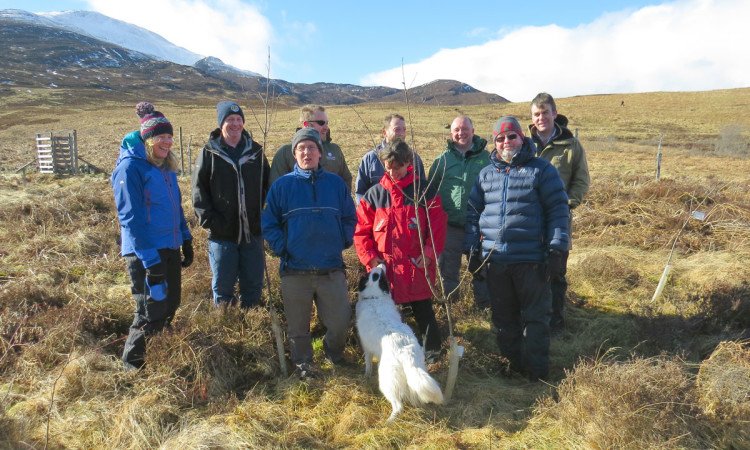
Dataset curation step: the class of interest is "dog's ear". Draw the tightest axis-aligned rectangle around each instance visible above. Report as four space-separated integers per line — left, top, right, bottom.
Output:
357 272 369 292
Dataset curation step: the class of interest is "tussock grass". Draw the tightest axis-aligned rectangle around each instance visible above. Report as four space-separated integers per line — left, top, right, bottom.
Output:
1 89 750 447
526 354 709 448
696 341 750 448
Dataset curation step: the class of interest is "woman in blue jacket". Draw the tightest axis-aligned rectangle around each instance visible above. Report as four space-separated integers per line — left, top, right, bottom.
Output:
111 102 193 370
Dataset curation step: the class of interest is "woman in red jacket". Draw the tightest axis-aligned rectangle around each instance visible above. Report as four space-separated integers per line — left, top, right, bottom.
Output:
354 140 447 363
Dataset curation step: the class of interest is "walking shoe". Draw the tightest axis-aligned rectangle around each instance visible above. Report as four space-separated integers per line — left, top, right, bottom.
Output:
295 362 318 380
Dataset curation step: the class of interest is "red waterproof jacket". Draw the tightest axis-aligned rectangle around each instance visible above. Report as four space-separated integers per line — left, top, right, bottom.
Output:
355 167 447 303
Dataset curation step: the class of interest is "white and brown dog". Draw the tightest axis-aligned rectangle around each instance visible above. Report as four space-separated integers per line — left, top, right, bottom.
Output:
355 264 443 421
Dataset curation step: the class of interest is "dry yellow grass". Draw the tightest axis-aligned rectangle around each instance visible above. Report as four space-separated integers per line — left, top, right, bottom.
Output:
1 87 749 448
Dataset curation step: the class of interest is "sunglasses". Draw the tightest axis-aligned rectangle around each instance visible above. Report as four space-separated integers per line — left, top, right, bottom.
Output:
307 120 328 126
496 133 518 142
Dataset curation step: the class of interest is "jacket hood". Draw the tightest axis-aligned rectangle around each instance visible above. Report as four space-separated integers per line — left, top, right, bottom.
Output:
379 166 415 191
207 129 261 156
115 131 147 167
489 136 536 168
447 134 488 155
292 163 325 179
528 113 574 141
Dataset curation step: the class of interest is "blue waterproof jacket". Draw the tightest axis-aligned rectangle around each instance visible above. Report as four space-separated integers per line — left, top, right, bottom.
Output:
463 137 569 264
112 131 192 268
262 164 356 274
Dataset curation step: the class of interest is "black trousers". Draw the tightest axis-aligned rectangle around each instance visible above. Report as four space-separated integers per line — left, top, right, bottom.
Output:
121 248 182 369
550 250 569 328
402 298 442 354
486 262 552 379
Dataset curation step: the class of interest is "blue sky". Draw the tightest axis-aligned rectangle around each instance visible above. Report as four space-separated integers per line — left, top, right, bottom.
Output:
3 0 749 101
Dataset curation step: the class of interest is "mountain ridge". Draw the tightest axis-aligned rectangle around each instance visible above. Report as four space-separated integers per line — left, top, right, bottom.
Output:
0 9 508 106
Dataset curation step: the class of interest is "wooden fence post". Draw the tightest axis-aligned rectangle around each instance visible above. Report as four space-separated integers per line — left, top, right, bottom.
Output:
179 127 184 175
655 133 664 180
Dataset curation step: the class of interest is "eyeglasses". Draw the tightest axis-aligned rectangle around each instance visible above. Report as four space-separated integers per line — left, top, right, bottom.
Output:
496 134 518 142
153 135 173 143
307 120 328 126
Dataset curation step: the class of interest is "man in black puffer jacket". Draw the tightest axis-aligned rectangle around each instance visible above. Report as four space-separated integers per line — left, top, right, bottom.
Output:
464 116 569 382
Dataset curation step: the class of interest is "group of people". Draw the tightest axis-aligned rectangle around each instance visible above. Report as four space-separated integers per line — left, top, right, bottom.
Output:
111 93 589 382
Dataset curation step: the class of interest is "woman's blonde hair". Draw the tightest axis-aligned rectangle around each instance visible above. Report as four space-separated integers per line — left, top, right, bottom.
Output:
144 137 179 172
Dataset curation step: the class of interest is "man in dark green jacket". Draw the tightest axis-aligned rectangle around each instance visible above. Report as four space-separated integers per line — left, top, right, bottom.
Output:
428 116 491 308
529 92 591 335
268 104 352 190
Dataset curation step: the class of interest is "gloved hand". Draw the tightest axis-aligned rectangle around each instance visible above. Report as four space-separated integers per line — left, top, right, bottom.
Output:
181 239 194 268
146 261 168 301
468 252 484 280
546 250 564 280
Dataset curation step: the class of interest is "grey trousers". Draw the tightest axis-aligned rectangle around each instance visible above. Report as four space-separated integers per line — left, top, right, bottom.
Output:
280 270 352 365
439 224 491 308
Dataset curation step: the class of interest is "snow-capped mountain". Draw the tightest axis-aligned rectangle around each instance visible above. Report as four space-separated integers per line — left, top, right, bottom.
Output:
38 10 204 67
0 9 260 76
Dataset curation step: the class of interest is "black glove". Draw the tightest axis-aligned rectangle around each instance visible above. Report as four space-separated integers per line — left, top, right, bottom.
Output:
468 252 484 280
546 250 564 280
146 261 167 286
181 239 194 268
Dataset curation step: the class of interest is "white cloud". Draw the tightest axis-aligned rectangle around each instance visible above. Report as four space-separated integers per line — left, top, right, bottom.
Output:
87 0 273 74
360 0 750 101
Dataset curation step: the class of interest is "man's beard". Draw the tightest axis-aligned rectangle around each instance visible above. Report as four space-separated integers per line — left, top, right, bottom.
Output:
500 148 519 162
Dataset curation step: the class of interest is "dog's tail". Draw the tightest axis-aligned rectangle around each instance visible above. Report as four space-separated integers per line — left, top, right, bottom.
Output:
386 342 443 406
403 361 444 406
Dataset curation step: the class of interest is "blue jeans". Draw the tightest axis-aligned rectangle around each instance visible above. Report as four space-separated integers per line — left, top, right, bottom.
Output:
208 237 265 308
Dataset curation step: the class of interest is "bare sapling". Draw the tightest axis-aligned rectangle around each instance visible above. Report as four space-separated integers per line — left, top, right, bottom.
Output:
651 184 721 303
246 47 287 377
398 62 462 401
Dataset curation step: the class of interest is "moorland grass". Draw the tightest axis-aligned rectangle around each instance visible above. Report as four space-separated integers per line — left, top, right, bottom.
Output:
1 88 749 448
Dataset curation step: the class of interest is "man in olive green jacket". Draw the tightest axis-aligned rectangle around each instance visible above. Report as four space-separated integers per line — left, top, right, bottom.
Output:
428 115 491 309
529 92 590 335
269 104 352 190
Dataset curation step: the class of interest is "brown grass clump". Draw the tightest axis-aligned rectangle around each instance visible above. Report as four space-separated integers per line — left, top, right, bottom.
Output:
526 355 710 448
695 341 750 448
146 306 280 403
